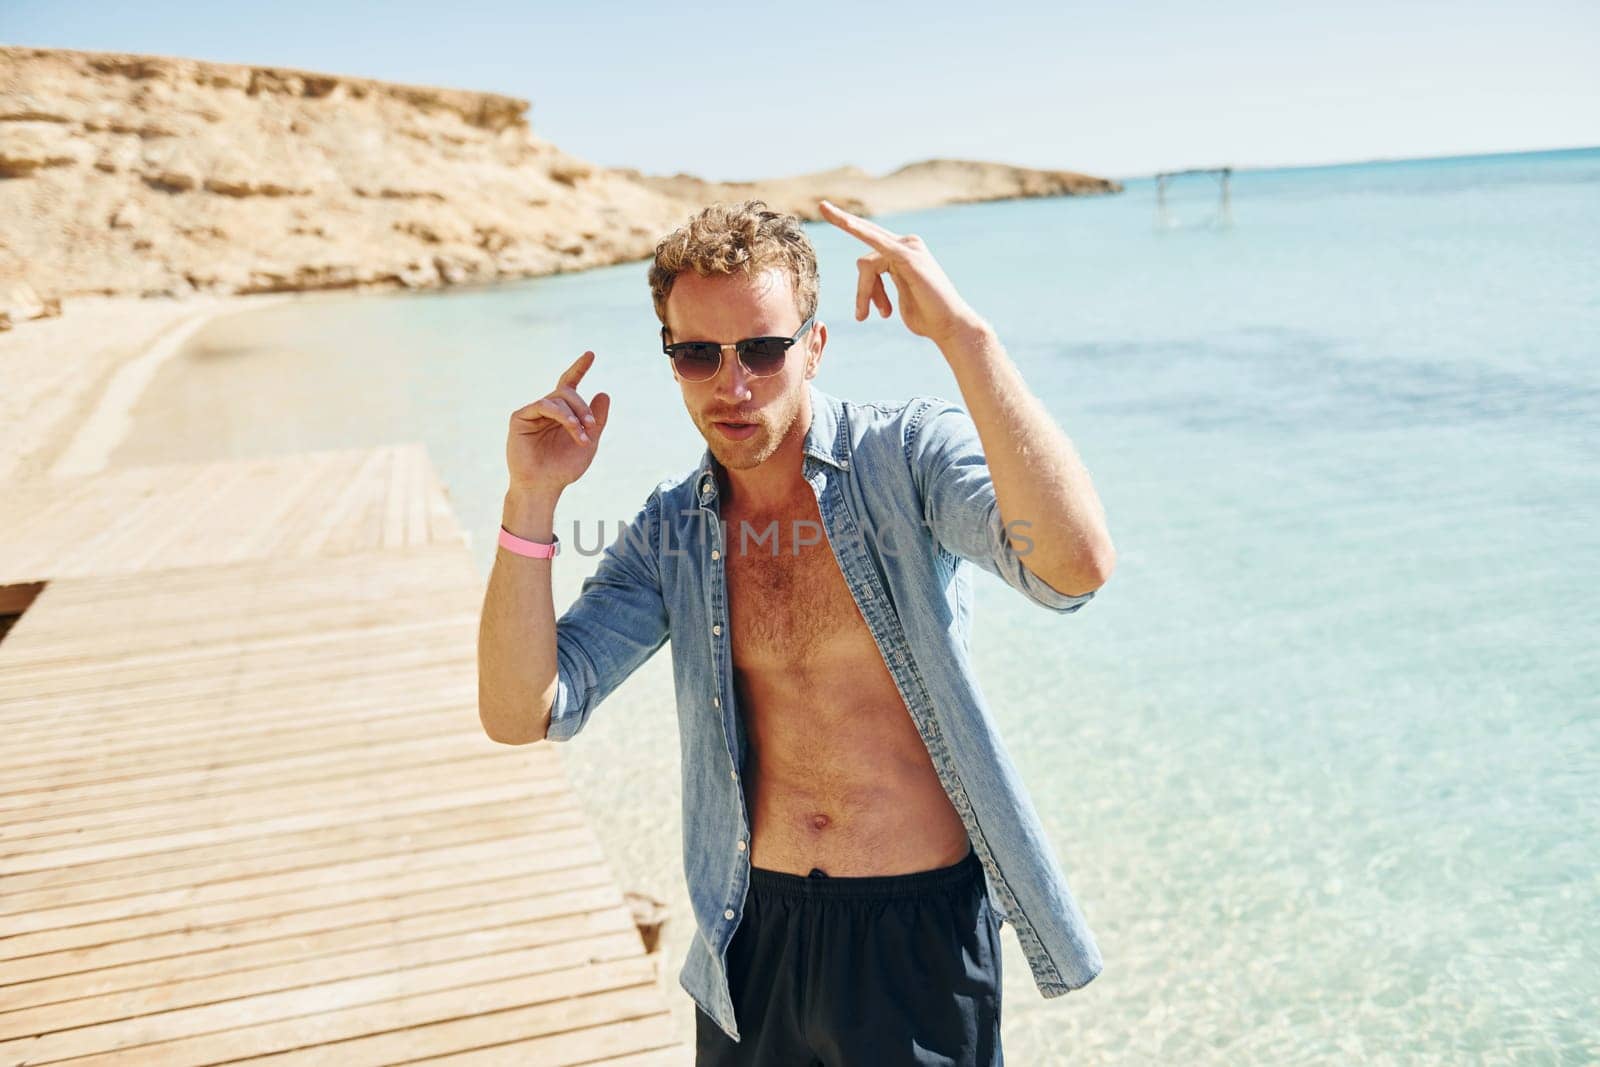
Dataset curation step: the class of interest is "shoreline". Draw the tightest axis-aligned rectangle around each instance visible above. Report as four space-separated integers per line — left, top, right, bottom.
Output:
0 292 295 484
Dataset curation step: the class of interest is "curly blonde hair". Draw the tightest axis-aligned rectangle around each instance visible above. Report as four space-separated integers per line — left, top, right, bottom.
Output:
648 199 820 335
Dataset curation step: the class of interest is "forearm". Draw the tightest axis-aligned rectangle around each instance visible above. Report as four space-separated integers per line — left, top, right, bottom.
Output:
937 320 1114 595
477 487 562 744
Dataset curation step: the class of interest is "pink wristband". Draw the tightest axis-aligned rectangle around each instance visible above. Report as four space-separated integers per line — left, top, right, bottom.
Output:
499 525 560 558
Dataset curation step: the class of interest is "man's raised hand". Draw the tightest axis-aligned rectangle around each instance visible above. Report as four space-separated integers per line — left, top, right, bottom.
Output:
506 350 610 496
817 199 986 348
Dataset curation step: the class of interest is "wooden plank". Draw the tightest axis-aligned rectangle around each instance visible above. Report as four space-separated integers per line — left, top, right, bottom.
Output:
0 940 658 1063
406 1007 683 1066
0 825 601 934
0 898 641 1037
0 732 560 819
0 444 681 1062
1 804 545 896
3 745 557 845
0 814 588 936
0 446 685 1061
0 445 468 584
3 824 622 963
587 1046 696 1067
2 878 633 990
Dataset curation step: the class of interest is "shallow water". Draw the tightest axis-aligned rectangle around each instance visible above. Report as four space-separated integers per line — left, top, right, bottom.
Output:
111 146 1600 1064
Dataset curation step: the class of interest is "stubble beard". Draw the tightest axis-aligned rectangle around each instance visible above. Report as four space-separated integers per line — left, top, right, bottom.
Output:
702 398 798 471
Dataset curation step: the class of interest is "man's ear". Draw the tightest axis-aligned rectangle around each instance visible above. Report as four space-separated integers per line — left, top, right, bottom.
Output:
805 321 826 378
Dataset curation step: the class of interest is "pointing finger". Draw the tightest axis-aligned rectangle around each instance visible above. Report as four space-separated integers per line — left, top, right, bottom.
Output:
820 200 899 254
559 350 595 388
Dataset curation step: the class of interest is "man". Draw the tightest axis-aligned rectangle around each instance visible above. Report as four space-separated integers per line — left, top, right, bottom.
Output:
478 199 1114 1065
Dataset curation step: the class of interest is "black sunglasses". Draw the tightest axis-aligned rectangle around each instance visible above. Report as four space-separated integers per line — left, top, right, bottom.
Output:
662 315 816 382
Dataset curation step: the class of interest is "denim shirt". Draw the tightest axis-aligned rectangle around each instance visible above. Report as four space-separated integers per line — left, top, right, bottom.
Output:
548 380 1103 1042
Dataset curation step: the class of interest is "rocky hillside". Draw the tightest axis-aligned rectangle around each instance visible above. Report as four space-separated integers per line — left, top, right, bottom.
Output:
612 159 1122 219
0 46 1121 312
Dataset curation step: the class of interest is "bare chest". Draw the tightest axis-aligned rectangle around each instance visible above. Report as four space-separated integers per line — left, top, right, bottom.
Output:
722 511 864 664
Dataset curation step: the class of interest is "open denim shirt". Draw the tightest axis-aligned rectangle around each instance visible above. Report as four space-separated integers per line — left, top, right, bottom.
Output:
548 380 1103 1042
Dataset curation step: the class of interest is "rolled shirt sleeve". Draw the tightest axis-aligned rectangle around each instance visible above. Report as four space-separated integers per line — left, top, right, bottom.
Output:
905 396 1095 614
546 490 671 741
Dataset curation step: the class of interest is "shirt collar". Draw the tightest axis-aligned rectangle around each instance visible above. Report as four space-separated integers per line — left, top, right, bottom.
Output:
693 380 849 504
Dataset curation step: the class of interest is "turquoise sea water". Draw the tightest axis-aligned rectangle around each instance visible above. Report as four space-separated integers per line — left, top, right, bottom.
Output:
110 146 1600 1063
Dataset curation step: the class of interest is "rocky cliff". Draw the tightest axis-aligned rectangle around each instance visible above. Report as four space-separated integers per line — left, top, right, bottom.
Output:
0 46 1121 313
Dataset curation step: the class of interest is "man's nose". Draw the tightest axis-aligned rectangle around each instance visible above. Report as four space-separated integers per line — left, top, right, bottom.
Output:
713 344 752 400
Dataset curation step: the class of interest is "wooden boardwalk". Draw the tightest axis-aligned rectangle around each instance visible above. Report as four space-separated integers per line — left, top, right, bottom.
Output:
0 445 687 1065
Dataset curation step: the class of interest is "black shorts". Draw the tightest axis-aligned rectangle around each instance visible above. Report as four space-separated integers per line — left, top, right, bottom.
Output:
695 846 1003 1066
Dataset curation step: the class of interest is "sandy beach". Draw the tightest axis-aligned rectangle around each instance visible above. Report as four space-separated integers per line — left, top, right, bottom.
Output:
0 294 294 483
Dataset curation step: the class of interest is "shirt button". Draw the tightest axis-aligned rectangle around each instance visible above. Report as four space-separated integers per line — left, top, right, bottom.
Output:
712 624 722 636
737 840 746 851
724 908 735 920
713 696 720 707
729 769 737 780
711 549 720 559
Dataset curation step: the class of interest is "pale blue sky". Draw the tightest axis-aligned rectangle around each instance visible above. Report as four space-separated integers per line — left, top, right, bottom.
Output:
5 0 1596 181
